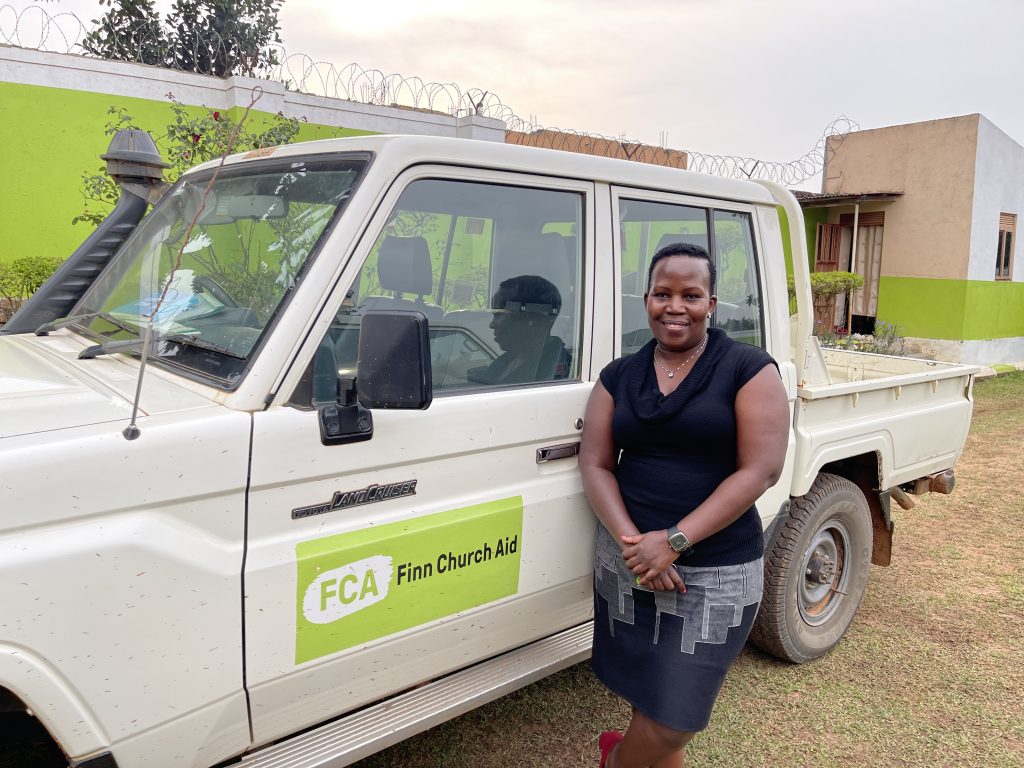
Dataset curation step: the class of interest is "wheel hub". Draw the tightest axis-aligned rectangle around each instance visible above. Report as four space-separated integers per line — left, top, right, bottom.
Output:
806 552 836 584
798 521 851 626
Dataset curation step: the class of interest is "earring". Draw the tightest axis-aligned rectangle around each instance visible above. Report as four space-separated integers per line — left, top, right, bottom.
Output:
707 313 712 319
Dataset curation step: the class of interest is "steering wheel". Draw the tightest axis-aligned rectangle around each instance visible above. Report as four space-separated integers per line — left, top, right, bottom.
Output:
193 275 239 308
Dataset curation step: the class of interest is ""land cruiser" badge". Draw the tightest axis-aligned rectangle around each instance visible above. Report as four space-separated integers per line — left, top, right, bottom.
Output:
292 480 418 519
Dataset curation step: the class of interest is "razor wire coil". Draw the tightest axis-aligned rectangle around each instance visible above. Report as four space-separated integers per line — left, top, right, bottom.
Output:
0 3 857 184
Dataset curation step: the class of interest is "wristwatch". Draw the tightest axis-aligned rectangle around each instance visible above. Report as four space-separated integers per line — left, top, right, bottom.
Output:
666 525 693 555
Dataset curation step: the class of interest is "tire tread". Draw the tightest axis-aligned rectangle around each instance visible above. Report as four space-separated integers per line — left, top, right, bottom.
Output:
750 472 869 663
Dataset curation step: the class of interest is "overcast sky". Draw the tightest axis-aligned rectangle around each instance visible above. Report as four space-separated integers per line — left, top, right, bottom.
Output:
9 0 1024 189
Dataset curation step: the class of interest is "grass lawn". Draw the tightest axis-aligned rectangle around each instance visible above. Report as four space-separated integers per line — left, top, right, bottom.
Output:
354 372 1024 768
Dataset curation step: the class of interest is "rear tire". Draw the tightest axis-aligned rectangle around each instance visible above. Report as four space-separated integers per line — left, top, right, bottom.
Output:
751 472 873 663
0 712 66 767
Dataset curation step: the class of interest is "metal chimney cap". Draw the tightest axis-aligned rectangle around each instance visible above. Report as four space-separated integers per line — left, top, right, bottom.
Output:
100 129 170 169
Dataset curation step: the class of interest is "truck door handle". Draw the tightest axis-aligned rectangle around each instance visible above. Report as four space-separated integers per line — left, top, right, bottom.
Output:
536 442 580 463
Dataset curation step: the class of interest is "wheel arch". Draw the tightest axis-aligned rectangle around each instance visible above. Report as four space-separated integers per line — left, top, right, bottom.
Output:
752 470 875 663
817 452 893 567
0 645 109 761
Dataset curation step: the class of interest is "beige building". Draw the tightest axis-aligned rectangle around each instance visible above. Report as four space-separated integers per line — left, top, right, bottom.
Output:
797 114 1024 364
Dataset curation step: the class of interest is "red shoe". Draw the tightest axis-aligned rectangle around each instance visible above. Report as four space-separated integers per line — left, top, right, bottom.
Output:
598 731 624 768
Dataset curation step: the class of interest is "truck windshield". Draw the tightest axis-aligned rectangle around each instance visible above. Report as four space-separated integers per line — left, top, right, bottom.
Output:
71 153 369 386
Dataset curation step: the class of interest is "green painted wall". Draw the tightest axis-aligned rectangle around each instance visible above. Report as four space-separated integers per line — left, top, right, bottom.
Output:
776 204 793 278
877 276 1024 340
962 280 1024 339
0 82 372 268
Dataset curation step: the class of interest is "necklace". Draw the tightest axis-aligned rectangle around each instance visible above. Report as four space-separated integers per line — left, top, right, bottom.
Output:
654 335 708 378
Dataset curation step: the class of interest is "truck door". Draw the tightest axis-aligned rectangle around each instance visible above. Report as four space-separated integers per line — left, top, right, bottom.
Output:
244 169 596 744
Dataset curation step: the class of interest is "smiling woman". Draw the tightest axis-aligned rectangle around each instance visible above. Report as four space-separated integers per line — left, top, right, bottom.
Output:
580 241 790 768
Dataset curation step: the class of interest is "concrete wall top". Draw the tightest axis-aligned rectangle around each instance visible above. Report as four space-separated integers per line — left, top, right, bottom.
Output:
0 45 506 141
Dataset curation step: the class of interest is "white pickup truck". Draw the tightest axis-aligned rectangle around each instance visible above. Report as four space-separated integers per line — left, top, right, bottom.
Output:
0 135 976 768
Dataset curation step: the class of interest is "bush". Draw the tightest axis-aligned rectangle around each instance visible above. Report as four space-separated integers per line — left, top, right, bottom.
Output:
808 271 864 298
787 271 865 301
0 256 64 300
819 320 907 357
0 256 65 323
787 271 866 335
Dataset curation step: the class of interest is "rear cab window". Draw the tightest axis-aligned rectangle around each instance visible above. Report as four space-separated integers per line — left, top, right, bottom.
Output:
615 193 765 355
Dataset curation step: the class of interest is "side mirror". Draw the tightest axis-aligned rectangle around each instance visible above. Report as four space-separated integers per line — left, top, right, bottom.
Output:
357 310 432 409
316 310 432 446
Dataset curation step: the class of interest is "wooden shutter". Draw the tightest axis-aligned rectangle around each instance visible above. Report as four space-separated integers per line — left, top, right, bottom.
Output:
839 211 885 227
814 223 842 272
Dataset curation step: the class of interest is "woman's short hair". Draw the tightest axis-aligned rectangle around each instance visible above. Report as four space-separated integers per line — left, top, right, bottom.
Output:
646 243 716 293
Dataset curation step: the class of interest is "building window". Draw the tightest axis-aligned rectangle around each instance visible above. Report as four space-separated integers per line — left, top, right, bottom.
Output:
996 213 1015 280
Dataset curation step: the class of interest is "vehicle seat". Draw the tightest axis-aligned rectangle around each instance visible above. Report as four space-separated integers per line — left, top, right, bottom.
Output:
493 232 574 302
621 294 651 354
360 236 444 320
492 231 577 348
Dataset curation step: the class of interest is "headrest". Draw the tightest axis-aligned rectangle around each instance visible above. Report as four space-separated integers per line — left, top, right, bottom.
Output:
377 236 434 296
492 232 573 306
655 232 709 254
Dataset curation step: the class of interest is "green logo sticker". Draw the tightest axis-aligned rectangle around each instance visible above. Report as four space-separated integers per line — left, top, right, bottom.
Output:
295 496 523 664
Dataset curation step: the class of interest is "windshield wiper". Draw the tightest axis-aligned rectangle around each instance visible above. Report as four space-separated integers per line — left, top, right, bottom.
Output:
36 311 139 337
79 333 246 360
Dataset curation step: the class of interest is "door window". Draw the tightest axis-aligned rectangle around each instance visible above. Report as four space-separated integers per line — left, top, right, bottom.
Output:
712 210 764 349
618 198 709 355
617 199 763 353
326 179 583 397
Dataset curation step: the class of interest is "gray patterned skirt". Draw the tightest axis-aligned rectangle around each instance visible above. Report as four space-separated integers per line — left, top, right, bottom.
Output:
591 524 763 732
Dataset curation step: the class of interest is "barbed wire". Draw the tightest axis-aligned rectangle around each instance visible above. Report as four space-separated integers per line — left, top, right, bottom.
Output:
0 2 858 184
0 2 86 52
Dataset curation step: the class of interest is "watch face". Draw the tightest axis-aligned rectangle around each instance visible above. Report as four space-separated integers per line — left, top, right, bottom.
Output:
667 528 692 552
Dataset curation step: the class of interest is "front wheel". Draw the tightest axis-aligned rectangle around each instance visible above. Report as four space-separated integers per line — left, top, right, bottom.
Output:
751 472 873 663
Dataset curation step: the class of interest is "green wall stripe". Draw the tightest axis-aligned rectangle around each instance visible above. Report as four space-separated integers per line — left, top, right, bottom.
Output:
0 82 373 268
877 276 1024 339
963 280 1024 339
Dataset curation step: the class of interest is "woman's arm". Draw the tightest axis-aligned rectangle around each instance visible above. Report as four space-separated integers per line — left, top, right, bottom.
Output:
621 365 790 582
580 382 684 592
579 382 637 541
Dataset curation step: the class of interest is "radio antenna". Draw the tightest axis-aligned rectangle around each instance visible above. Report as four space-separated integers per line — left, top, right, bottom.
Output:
123 87 264 440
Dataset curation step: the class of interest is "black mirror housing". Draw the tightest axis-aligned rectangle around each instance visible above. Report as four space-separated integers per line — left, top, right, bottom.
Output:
357 310 432 409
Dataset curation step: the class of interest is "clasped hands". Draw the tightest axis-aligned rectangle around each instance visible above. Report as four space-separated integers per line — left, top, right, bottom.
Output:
620 530 686 592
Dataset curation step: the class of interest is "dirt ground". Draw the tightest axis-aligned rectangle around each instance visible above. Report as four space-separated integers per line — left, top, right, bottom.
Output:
354 373 1024 768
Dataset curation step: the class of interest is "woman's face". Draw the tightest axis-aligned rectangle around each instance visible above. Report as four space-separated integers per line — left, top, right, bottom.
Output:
644 255 717 352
